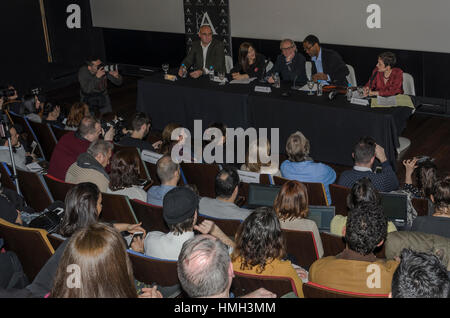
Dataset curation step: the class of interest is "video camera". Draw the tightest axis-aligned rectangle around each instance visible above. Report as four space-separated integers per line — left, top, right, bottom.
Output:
101 116 126 143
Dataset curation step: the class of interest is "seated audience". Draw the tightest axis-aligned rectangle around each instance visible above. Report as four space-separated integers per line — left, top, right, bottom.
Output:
65 139 113 192
302 34 349 86
160 122 182 155
391 248 450 298
0 125 31 170
231 207 307 298
280 131 336 204
107 149 147 201
199 166 251 221
203 122 238 168
118 112 157 152
412 177 450 238
178 235 276 298
240 138 281 177
65 102 90 131
230 42 266 80
364 52 403 97
338 136 399 192
402 157 437 199
309 203 399 294
42 103 64 129
273 180 324 258
147 155 180 206
268 39 307 85
26 182 144 297
48 116 114 180
330 178 397 236
22 93 45 122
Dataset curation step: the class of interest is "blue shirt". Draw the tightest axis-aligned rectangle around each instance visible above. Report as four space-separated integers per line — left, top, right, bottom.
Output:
146 185 176 206
311 48 330 85
280 160 336 204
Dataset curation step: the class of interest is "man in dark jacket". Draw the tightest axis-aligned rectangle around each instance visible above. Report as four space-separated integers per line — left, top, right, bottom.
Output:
303 34 349 86
178 25 226 78
268 39 307 86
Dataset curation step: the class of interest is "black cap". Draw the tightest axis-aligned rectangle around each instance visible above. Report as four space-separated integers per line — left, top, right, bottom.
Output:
163 187 198 225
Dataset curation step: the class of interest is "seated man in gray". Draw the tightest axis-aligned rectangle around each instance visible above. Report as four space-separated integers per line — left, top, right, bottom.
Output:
199 166 251 221
147 155 180 206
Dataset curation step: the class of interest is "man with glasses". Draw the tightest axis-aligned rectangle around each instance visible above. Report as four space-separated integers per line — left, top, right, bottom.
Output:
178 25 226 79
268 39 307 85
302 34 349 86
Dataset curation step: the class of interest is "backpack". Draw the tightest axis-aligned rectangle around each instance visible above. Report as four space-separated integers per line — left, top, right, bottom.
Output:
0 239 29 289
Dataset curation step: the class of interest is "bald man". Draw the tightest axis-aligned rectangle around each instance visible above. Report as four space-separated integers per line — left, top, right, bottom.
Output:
178 25 226 78
146 155 180 206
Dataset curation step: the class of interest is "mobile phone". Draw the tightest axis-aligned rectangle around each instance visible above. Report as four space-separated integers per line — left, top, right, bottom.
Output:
132 232 144 240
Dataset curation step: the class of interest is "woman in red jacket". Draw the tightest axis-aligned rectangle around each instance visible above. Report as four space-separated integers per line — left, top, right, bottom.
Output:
364 52 403 97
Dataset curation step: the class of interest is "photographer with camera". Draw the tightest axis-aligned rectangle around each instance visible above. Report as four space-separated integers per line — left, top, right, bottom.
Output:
0 125 35 171
78 57 122 115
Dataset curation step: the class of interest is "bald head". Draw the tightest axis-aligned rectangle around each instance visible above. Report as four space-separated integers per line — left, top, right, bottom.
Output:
177 235 231 298
198 25 213 46
156 155 180 184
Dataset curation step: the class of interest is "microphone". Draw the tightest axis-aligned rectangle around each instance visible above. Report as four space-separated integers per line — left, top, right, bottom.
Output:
369 70 377 90
291 75 298 90
328 89 338 100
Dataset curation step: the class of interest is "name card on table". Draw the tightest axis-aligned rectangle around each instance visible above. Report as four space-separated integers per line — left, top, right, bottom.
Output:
351 97 370 106
254 86 272 93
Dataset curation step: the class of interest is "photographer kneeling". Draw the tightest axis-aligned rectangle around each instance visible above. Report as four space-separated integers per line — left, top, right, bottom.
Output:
78 57 123 114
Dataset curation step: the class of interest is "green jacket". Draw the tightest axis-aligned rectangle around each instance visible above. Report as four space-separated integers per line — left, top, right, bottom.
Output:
182 38 226 74
385 231 450 271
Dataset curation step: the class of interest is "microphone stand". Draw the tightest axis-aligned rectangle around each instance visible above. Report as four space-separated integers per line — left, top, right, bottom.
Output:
0 109 20 194
291 75 299 90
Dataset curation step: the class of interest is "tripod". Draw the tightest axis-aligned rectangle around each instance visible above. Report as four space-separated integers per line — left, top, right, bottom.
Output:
0 108 21 194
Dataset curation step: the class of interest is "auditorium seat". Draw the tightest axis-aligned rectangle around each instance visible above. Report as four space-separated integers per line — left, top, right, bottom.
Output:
141 149 163 185
43 174 75 202
273 176 328 206
27 121 58 160
100 192 138 224
0 162 18 192
282 229 319 270
7 111 45 160
402 73 416 96
50 125 70 141
320 232 345 257
302 282 388 298
329 184 351 216
231 271 298 298
180 162 220 198
412 197 429 216
13 167 53 211
197 214 242 238
129 199 169 234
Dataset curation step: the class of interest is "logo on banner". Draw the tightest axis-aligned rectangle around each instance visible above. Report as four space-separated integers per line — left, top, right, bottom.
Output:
219 18 228 26
187 27 194 34
207 0 216 6
198 12 217 34
221 28 229 36
366 4 381 29
66 4 81 29
186 17 193 25
195 0 204 6
219 8 227 17
186 8 192 16
185 0 192 5
219 0 227 6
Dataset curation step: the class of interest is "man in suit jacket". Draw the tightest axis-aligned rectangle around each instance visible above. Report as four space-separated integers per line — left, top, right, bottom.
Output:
303 35 349 86
178 25 226 78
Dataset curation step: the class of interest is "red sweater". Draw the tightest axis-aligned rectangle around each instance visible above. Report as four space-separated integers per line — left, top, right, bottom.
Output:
48 132 91 180
365 67 403 97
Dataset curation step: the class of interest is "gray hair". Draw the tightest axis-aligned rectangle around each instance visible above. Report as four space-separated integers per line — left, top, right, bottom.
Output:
87 139 113 158
177 235 230 298
156 155 179 184
78 116 99 138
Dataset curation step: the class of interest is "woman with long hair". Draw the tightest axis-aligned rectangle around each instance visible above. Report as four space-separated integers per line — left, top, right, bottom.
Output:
230 42 266 81
65 102 90 130
241 138 281 177
402 157 437 199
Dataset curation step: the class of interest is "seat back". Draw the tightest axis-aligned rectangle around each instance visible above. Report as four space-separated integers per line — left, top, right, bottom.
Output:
305 61 312 80
403 72 416 96
412 197 429 216
0 162 17 191
43 174 75 202
100 192 138 224
15 168 53 211
346 64 357 87
113 144 151 181
141 150 163 186
282 229 319 270
197 214 241 238
302 282 388 298
129 199 169 234
320 232 345 257
0 218 54 281
273 176 328 206
329 184 351 216
231 271 298 298
47 233 65 250
8 111 45 159
180 163 220 198
27 121 57 160
127 250 179 287
225 55 233 73
50 125 69 141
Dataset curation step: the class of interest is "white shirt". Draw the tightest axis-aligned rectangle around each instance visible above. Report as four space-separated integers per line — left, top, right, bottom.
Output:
353 166 372 172
201 42 211 74
144 231 195 261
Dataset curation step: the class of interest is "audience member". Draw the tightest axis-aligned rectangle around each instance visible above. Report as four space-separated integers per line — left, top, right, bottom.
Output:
337 136 399 192
178 235 276 298
391 248 450 298
199 166 251 221
107 149 147 201
65 102 90 131
42 103 64 129
48 116 114 180
364 52 403 97
231 42 266 80
0 125 30 170
147 155 180 206
303 34 349 86
231 207 307 298
160 122 182 155
309 203 398 294
65 139 113 192
412 177 450 238
402 157 437 199
118 112 159 152
240 138 281 177
26 182 144 297
268 39 307 85
273 180 324 257
280 131 336 204
203 122 238 168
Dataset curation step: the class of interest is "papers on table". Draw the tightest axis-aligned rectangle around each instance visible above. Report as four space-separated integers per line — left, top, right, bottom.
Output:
212 76 228 84
229 77 257 84
254 86 272 93
297 83 317 92
377 96 397 107
371 94 415 109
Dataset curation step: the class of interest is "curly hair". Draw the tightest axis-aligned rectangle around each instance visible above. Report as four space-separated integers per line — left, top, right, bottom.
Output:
273 180 309 221
345 203 387 255
286 131 312 162
433 177 450 215
232 207 286 273
109 149 141 191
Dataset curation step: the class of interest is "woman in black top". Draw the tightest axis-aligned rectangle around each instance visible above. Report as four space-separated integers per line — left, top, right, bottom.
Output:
231 42 266 80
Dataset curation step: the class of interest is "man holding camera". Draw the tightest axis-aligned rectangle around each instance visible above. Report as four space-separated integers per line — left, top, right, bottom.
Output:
78 58 123 114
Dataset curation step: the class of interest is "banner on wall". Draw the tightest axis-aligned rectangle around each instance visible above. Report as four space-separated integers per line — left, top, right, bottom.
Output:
183 0 232 57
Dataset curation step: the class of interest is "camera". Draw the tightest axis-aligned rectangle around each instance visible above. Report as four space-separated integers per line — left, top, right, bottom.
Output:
101 116 126 142
99 63 119 73
0 87 16 99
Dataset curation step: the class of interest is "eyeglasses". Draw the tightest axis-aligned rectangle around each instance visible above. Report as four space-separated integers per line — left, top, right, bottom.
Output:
281 46 294 51
200 33 212 36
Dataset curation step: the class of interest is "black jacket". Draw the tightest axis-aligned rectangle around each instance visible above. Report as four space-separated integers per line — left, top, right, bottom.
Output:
181 38 226 74
230 53 266 79
269 52 307 85
311 48 349 86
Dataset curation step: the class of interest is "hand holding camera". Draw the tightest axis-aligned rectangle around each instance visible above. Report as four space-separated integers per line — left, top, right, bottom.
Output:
96 67 106 78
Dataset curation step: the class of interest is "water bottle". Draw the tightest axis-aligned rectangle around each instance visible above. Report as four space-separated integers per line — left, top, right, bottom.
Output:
346 83 353 101
317 82 323 96
209 66 215 80
274 72 280 88
181 64 187 78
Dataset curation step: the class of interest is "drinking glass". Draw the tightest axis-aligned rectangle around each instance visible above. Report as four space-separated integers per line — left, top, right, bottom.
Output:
357 86 364 97
307 80 314 95
162 64 169 75
218 72 225 85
